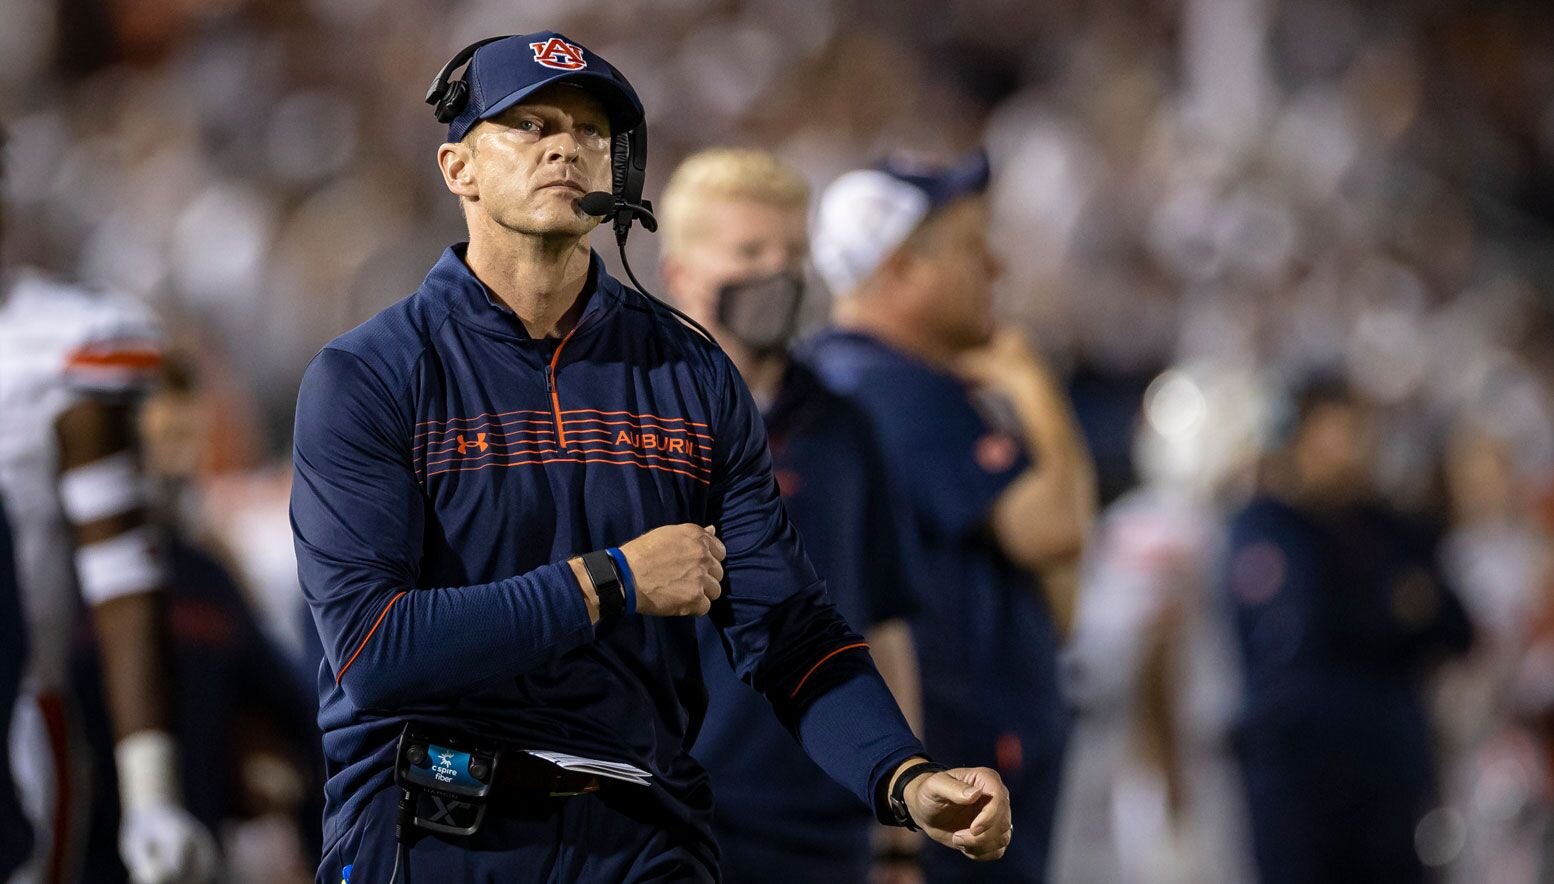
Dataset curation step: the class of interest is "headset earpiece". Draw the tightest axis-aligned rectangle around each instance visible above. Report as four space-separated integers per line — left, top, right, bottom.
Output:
426 36 509 128
433 80 469 124
609 125 655 238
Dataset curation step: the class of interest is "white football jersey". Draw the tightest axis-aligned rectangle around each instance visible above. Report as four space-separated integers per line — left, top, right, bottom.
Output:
0 269 162 689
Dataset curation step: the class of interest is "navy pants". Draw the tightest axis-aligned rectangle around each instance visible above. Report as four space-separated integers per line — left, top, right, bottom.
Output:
320 784 719 884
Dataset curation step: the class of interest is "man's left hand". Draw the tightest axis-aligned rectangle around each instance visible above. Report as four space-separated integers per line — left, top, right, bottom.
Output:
954 329 1050 403
904 767 1012 861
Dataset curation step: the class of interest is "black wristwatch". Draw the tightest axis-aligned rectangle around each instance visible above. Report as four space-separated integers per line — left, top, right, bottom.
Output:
580 550 626 620
887 761 946 830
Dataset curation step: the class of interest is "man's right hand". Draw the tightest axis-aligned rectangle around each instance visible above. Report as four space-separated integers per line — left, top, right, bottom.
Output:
618 524 725 616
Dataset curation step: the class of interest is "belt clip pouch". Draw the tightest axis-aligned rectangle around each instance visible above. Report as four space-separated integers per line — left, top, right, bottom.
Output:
395 724 502 836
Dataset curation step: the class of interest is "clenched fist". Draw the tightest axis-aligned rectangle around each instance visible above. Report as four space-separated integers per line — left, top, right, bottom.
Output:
618 523 725 617
901 765 1012 861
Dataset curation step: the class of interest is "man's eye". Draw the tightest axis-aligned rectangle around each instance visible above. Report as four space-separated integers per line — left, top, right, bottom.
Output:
581 124 601 138
516 120 540 132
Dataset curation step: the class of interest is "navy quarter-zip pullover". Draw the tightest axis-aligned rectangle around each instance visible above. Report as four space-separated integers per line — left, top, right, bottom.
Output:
291 245 924 854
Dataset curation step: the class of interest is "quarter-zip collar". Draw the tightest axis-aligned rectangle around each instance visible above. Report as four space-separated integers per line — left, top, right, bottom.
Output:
430 242 620 345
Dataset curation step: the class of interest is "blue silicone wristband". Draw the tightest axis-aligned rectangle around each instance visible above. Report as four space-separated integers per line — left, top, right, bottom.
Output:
606 547 636 615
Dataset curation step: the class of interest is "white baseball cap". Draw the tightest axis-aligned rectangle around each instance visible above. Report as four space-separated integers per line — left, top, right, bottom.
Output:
812 149 991 295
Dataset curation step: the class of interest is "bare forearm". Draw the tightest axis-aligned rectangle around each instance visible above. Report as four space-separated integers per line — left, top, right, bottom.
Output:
91 592 173 739
1005 361 1088 477
1036 561 1079 638
1135 623 1184 819
994 467 1085 560
992 373 1097 572
56 400 174 739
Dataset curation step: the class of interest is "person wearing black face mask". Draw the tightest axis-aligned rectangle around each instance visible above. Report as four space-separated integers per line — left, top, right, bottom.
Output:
660 149 929 882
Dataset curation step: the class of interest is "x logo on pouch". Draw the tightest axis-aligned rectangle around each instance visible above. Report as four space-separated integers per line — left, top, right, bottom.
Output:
426 795 469 825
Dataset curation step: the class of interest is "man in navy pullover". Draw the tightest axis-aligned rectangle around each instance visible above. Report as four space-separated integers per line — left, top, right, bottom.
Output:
291 32 1011 882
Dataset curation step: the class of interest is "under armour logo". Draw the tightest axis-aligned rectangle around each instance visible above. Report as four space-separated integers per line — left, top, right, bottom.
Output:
457 433 488 454
530 37 588 71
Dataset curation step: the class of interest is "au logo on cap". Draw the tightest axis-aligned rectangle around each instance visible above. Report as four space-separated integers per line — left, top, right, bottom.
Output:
530 37 588 71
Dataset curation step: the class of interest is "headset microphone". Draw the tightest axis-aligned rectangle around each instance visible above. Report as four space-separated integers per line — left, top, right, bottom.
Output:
578 191 615 219
578 191 714 345
579 191 658 234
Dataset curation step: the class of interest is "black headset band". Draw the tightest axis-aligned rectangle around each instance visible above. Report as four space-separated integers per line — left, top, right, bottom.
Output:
425 36 509 108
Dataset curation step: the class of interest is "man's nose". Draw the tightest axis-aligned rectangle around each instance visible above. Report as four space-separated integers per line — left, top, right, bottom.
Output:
755 244 798 278
545 133 581 163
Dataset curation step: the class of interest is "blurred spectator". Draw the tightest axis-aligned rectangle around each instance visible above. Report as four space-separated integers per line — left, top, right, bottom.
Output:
0 237 218 880
1430 417 1554 883
67 356 320 884
659 148 927 883
804 150 1097 882
1224 376 1473 884
1053 362 1262 884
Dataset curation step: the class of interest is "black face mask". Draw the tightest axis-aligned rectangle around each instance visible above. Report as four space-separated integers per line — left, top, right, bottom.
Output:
714 271 806 358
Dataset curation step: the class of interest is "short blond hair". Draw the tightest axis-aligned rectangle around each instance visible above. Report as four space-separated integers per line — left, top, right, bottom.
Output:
658 148 810 257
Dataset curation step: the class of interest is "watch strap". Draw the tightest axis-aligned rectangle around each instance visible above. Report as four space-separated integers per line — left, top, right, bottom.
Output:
889 761 947 830
581 550 625 620
605 547 636 615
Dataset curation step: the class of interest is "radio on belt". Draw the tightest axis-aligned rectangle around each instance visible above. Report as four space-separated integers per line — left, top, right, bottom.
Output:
394 724 500 836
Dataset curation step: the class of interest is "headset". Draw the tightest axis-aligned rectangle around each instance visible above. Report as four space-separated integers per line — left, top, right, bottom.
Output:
425 36 504 127
426 37 714 344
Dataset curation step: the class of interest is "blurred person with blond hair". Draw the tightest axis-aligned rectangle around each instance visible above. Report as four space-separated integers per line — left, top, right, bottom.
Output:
659 148 927 882
802 151 1097 883
1224 375 1473 884
0 131 219 882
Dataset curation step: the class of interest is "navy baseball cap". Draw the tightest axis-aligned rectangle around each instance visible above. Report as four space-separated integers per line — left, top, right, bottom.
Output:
812 148 991 294
444 32 644 143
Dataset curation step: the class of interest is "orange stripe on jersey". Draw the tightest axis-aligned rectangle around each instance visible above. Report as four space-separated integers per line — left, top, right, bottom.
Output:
561 408 711 428
335 591 408 684
789 642 871 699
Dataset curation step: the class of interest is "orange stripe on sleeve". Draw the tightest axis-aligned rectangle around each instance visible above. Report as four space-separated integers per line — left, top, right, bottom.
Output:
789 641 871 699
335 591 408 684
64 347 164 371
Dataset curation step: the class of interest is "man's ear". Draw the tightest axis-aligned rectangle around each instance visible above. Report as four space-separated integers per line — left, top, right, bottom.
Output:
883 248 936 315
438 141 479 202
880 248 922 293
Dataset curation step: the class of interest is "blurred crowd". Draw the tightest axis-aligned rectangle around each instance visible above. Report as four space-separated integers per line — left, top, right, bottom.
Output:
4 0 1554 881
